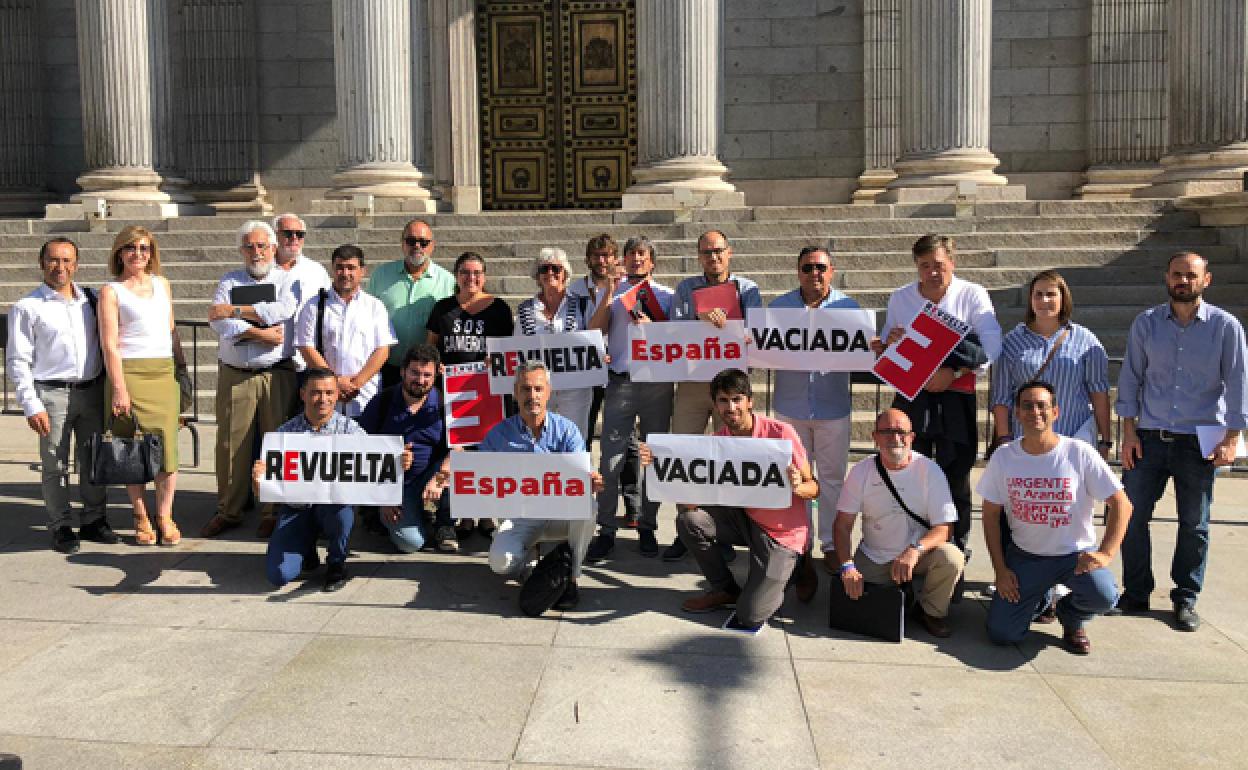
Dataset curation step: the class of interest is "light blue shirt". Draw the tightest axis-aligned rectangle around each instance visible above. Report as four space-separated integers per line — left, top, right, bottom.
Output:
670 274 763 321
480 411 585 454
768 287 861 420
991 322 1110 438
1115 301 1248 433
276 410 366 436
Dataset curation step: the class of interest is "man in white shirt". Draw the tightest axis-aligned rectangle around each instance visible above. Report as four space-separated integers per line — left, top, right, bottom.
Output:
7 238 115 553
833 409 965 638
271 212 331 386
978 381 1130 655
877 234 1002 556
296 244 397 417
201 221 299 539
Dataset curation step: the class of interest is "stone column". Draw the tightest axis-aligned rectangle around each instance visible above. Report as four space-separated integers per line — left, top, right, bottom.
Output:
0 0 52 215
428 0 481 212
1148 0 1248 198
622 0 743 210
326 0 436 207
179 0 268 213
852 0 900 204
881 0 1021 202
1077 0 1167 199
71 0 191 213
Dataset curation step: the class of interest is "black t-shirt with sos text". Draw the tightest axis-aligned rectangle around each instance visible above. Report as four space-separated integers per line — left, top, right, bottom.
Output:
425 296 514 366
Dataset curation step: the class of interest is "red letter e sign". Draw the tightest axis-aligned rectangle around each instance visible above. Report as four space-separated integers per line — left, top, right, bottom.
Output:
872 302 970 401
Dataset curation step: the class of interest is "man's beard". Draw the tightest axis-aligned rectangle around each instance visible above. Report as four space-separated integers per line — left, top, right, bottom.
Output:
406 252 428 270
1168 285 1202 303
880 446 907 465
247 260 272 279
403 382 430 401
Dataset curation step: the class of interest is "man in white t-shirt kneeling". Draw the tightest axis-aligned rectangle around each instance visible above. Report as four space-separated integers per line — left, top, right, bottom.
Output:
978 381 1131 655
833 409 965 638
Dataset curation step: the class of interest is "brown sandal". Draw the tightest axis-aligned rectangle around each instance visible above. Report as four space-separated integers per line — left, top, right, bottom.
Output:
133 515 156 546
156 517 182 546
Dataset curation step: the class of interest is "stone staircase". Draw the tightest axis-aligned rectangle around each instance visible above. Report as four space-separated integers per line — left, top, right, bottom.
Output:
2 199 1244 449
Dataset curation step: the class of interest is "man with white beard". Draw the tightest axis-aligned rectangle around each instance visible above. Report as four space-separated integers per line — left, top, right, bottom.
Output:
201 221 300 538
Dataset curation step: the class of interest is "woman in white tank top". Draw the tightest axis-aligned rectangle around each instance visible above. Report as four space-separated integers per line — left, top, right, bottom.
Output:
98 226 181 546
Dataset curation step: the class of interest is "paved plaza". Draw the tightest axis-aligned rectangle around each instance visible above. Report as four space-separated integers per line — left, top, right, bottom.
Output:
0 417 1246 769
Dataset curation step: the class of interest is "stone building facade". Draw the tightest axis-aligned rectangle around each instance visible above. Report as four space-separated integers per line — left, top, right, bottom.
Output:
1 0 1245 216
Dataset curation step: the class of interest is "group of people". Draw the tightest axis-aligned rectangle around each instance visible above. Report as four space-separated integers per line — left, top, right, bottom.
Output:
8 216 1246 650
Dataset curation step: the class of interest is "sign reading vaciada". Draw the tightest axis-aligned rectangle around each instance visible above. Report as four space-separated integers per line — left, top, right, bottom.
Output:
644 434 794 509
745 307 877 372
258 433 405 506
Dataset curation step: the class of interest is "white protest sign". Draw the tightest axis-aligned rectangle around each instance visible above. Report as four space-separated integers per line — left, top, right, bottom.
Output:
644 433 793 509
872 301 971 401
746 307 877 371
485 330 608 395
627 320 747 382
450 451 594 520
258 433 404 506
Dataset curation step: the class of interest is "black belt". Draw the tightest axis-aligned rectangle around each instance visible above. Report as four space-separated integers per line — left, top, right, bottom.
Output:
35 376 101 390
223 358 294 374
1138 429 1195 443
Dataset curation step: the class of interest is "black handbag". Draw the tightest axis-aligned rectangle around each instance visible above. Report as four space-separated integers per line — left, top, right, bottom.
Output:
88 415 162 486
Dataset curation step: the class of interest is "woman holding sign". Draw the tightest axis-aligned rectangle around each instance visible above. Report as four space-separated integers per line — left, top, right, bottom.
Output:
426 252 513 541
514 248 595 441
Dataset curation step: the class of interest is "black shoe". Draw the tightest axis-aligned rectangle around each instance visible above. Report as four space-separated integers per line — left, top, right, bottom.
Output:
1107 594 1150 616
639 529 659 557
52 525 80 554
1174 604 1201 632
300 549 322 574
323 563 349 592
585 533 615 563
553 580 580 611
79 519 120 545
718 540 736 564
661 537 687 561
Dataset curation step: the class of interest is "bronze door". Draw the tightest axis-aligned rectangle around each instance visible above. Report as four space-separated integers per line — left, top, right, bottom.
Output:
477 0 636 209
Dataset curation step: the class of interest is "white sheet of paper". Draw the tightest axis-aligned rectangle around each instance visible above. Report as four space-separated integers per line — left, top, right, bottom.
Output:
1196 426 1247 458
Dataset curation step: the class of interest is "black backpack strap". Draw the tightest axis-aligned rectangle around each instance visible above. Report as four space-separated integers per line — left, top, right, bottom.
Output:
315 288 328 355
873 454 930 531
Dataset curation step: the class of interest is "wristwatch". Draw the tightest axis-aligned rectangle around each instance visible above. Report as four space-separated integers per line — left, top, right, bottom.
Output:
232 306 243 319
1097 440 1113 449
910 540 926 555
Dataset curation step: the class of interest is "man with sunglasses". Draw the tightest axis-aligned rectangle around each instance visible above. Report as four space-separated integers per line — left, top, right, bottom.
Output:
271 213 331 387
367 219 456 389
769 246 861 602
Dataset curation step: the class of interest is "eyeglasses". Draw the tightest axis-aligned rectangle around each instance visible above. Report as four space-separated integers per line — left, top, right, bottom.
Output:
405 236 433 249
801 263 830 274
280 229 306 240
1017 400 1053 412
121 243 151 254
538 264 564 275
873 428 912 437
457 269 484 278
698 247 728 257
241 243 272 251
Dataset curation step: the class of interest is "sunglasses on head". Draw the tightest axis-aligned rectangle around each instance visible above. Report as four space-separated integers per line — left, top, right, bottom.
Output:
405 236 432 248
801 263 830 274
280 229 306 240
538 264 564 275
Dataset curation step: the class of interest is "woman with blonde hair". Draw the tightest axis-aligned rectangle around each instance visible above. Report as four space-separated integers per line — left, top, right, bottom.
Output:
97 225 182 545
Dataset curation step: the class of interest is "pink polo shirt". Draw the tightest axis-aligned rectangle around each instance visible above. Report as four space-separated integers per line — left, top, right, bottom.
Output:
714 413 809 553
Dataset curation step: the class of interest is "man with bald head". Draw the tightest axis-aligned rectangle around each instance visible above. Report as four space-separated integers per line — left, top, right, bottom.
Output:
833 409 965 637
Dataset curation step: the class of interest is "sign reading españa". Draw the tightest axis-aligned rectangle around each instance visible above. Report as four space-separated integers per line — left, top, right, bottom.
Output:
450 451 595 520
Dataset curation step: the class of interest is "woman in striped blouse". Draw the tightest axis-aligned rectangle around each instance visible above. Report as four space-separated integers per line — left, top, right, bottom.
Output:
515 248 595 443
989 270 1114 460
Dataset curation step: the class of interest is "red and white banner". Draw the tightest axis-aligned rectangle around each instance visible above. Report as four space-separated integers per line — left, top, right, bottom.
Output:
746 307 877 372
443 362 506 447
257 433 404 506
626 320 747 382
450 451 594 520
872 301 971 401
644 433 793 509
485 330 608 395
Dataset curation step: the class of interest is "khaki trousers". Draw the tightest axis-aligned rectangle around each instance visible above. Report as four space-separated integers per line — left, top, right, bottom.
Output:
215 363 297 523
853 543 965 618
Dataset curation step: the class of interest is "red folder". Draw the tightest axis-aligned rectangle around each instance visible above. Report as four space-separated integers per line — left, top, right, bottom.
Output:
618 279 667 321
692 281 743 320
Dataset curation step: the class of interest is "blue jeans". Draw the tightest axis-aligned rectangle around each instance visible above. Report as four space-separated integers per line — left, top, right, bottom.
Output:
385 486 428 553
266 503 354 587
1121 431 1215 608
986 546 1118 644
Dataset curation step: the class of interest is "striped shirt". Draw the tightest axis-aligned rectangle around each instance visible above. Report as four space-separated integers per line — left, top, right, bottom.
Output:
515 293 592 336
276 411 365 436
990 322 1109 438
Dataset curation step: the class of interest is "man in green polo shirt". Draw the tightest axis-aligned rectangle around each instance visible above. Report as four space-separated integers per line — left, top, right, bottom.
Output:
367 219 457 388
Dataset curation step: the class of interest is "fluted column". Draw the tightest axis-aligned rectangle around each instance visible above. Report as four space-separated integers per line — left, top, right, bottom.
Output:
327 0 436 206
622 0 743 210
428 0 481 212
852 0 900 204
1148 0 1248 198
881 0 1020 202
1077 0 1167 199
73 0 190 209
179 0 268 213
0 0 51 214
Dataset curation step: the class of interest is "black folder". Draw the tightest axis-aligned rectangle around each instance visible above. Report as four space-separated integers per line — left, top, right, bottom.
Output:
229 283 276 327
828 578 906 643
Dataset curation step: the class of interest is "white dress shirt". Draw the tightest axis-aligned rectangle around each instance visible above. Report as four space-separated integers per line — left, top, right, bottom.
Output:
6 282 103 417
277 255 332 368
294 287 397 416
209 268 298 369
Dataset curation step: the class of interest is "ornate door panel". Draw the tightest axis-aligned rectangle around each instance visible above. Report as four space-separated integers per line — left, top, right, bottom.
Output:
478 0 636 209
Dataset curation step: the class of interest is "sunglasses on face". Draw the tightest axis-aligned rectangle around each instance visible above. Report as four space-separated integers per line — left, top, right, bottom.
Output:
121 243 151 254
874 428 912 437
538 264 564 275
405 236 432 248
801 263 830 274
280 229 306 240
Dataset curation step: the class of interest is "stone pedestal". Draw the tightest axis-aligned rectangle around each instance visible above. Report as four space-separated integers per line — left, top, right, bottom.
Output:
1148 0 1248 198
325 0 436 207
68 0 194 217
1077 0 1166 199
622 0 743 210
881 0 1022 203
853 0 899 204
0 0 52 215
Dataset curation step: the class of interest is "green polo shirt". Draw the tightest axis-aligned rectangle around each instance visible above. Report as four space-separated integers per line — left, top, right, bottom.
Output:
367 258 457 365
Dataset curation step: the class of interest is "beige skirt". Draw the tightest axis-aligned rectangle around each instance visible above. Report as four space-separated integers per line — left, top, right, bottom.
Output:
105 357 179 473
